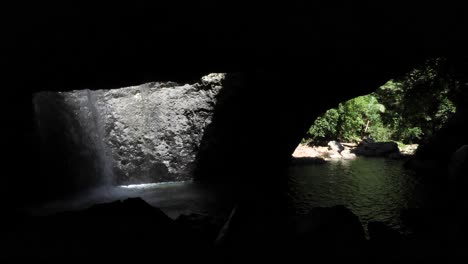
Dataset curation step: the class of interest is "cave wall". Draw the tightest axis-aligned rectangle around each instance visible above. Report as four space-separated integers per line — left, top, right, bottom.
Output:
2 3 468 207
412 64 468 169
193 69 399 192
32 74 223 198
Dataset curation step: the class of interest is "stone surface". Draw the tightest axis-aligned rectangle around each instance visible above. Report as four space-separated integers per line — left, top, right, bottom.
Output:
341 149 357 160
34 73 225 188
4 198 214 260
367 221 404 262
449 145 468 203
292 143 356 161
368 221 402 242
399 144 419 155
328 141 345 153
292 144 320 158
352 142 400 157
291 205 367 257
411 82 468 172
329 152 343 159
290 157 327 165
175 213 225 244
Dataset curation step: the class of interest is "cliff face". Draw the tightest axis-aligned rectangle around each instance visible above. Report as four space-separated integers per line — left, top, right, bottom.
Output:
34 73 224 191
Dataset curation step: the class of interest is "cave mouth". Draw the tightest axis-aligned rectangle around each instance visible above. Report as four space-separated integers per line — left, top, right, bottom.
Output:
32 73 225 200
288 58 459 234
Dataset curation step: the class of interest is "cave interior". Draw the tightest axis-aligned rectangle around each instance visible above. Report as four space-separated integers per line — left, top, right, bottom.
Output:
2 2 468 261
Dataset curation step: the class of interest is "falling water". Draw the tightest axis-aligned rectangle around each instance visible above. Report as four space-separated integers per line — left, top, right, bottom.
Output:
86 89 115 187
32 73 224 194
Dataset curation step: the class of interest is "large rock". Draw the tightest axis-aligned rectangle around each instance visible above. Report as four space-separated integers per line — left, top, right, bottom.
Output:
328 141 345 153
291 205 366 256
33 73 224 188
4 198 204 259
341 149 357 160
175 213 225 244
352 142 400 157
368 221 402 245
367 221 404 262
411 83 468 172
290 157 327 165
449 145 468 203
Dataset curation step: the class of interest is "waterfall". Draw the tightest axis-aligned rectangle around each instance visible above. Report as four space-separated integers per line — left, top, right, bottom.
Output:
86 89 115 186
33 73 224 194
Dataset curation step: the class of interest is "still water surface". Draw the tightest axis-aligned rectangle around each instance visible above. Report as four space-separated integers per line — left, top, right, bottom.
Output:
30 157 433 235
288 157 426 232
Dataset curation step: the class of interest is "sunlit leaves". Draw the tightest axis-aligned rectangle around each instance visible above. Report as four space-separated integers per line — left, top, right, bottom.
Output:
304 58 459 145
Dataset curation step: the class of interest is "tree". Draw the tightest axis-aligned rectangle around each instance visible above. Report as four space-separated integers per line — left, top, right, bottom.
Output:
375 58 457 144
306 95 387 144
303 58 458 145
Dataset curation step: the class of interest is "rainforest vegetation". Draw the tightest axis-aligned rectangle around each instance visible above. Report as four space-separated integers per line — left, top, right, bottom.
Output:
303 58 459 145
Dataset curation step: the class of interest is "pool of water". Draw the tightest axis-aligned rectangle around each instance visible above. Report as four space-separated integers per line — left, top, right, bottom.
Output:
287 157 426 233
26 181 235 219
27 157 436 235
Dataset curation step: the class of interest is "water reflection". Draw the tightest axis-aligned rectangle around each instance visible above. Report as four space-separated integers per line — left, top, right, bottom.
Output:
288 157 423 232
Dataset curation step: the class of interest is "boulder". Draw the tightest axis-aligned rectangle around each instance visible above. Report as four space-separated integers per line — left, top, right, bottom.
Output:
341 149 357 160
399 144 419 155
367 221 404 262
388 152 404 160
368 221 402 243
290 157 327 165
291 205 366 256
448 145 468 203
5 198 208 259
403 158 444 173
175 213 225 245
328 141 345 153
362 137 375 144
352 142 400 157
329 152 343 159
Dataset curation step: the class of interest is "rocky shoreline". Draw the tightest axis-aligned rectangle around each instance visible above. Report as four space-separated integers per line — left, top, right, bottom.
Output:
292 140 418 163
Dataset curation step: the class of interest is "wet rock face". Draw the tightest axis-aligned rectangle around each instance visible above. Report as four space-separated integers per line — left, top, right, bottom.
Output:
34 73 224 187
101 74 224 184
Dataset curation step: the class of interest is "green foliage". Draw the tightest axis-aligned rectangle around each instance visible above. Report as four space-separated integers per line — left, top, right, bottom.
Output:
375 58 457 143
303 58 458 145
306 108 339 144
306 95 388 143
368 124 392 142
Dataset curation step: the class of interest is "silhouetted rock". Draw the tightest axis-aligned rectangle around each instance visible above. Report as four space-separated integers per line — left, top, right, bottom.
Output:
290 157 327 165
387 151 405 159
291 205 366 257
368 221 402 243
352 142 400 157
367 221 405 262
77 197 173 220
411 82 468 173
400 208 441 238
362 137 375 144
403 157 444 174
175 213 225 244
449 145 468 202
3 198 213 261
